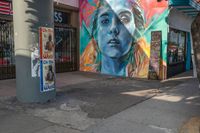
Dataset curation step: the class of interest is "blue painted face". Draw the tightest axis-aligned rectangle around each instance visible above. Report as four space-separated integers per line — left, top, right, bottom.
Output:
97 1 135 58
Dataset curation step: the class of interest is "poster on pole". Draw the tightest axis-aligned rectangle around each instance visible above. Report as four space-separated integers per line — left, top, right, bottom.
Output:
31 47 40 77
40 59 55 92
39 27 56 92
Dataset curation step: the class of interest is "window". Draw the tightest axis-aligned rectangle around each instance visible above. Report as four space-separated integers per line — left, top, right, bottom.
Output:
168 28 186 65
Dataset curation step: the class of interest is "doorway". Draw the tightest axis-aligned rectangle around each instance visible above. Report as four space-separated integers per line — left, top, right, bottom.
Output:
0 20 15 80
55 26 78 73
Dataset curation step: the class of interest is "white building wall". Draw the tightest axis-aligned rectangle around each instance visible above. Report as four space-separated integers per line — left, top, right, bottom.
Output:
169 8 194 32
54 0 79 8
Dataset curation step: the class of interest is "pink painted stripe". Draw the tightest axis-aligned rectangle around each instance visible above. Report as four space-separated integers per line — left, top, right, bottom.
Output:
0 10 10 15
0 1 9 6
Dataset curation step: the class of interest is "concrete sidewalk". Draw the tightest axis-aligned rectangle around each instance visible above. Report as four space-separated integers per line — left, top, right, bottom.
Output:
0 71 199 133
85 75 200 133
0 71 113 97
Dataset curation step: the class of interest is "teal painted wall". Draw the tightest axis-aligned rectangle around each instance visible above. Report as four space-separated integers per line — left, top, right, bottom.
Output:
169 0 189 6
186 32 191 70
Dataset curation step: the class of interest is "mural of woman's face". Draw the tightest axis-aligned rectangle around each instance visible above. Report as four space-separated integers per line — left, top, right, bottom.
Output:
97 0 135 58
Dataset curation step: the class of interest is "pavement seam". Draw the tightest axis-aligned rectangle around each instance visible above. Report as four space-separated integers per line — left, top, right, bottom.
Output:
31 123 82 133
30 123 55 133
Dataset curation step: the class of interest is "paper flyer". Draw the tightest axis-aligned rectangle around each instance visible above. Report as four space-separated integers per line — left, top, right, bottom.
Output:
39 27 56 92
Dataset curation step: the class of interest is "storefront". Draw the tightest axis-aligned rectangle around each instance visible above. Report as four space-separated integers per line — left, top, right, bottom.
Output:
54 1 79 73
167 27 187 77
0 0 79 80
0 0 15 80
167 0 199 78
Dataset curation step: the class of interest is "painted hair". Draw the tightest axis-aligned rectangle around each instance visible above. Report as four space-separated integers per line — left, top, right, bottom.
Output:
91 0 145 42
80 0 149 77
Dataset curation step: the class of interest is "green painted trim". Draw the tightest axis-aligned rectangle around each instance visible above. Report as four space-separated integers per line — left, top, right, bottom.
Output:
169 0 189 6
178 8 195 10
182 10 199 13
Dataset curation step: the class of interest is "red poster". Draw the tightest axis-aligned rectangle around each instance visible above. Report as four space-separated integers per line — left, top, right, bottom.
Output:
39 27 55 60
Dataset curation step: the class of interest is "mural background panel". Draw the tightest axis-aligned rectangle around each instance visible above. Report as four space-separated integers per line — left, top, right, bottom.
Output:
79 0 169 79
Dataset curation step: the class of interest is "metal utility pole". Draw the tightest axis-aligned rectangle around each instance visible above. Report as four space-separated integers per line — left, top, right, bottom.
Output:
13 0 56 102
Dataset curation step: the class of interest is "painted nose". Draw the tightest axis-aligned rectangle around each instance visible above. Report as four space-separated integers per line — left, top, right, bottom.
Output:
109 19 119 36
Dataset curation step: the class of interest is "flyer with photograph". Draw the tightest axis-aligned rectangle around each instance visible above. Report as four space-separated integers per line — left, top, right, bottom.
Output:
40 59 55 92
39 27 56 92
39 27 55 60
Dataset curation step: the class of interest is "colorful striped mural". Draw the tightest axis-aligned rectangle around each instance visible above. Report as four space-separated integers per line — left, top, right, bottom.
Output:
80 0 169 79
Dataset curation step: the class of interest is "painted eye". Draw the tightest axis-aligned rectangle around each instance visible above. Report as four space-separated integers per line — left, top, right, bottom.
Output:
120 15 130 24
119 11 131 24
101 18 109 25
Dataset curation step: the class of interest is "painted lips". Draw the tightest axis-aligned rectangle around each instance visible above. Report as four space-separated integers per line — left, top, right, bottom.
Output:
108 39 120 47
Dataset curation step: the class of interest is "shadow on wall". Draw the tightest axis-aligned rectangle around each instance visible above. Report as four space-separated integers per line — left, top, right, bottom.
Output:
25 0 54 33
23 0 54 55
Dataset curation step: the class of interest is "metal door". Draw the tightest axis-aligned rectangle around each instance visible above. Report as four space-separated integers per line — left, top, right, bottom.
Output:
0 20 15 80
55 27 78 73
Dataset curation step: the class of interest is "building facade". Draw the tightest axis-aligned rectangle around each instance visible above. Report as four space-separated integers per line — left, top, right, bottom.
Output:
0 0 14 80
54 0 79 73
0 0 79 80
79 0 199 80
0 0 199 80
